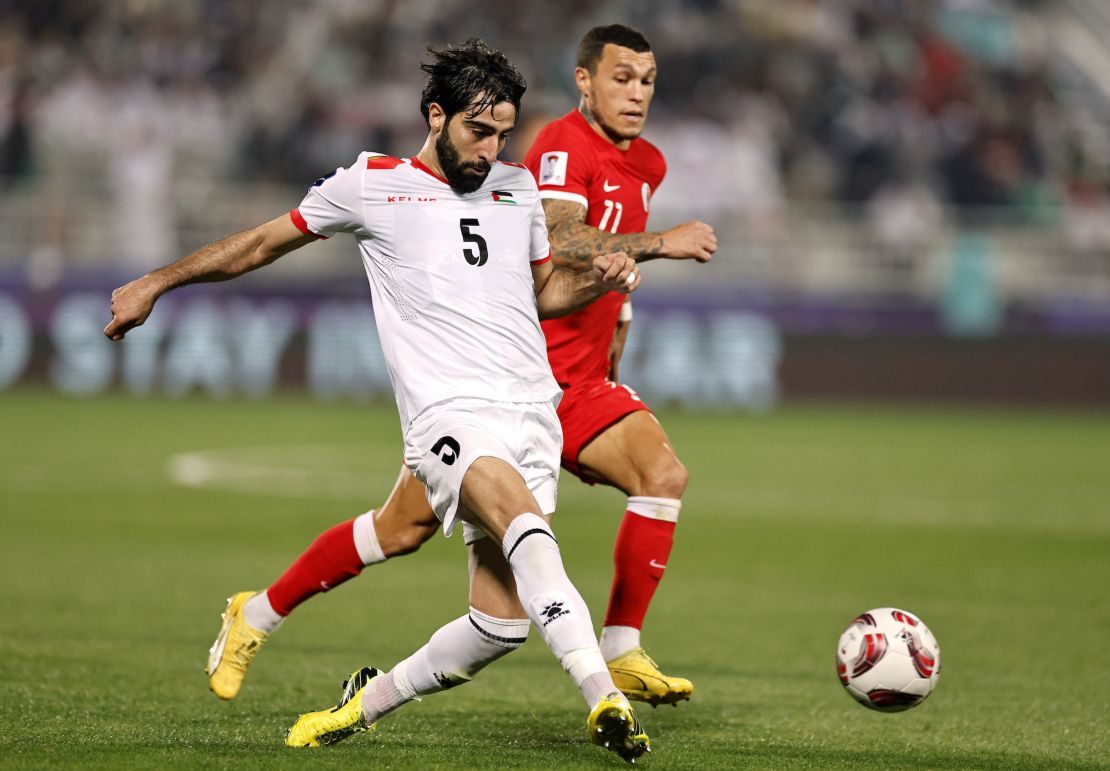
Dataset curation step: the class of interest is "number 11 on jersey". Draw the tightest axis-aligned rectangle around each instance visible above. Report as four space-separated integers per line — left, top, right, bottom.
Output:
598 200 622 233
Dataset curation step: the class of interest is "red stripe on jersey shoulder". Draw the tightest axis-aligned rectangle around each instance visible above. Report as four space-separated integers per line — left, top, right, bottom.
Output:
531 252 552 265
366 155 404 170
289 208 326 239
500 160 527 169
409 156 448 183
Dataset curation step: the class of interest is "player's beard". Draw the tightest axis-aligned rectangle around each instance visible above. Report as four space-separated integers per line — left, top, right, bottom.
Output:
582 97 642 144
436 129 492 194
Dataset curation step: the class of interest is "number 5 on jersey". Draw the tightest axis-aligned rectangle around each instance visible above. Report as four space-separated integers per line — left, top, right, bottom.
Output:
459 218 488 266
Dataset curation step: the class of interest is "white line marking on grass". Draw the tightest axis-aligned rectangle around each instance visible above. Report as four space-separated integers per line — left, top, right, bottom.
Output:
168 447 1110 538
167 445 397 501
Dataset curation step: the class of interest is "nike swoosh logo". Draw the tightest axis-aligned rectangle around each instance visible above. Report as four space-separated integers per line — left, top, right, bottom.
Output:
649 559 667 570
207 610 235 673
603 181 620 192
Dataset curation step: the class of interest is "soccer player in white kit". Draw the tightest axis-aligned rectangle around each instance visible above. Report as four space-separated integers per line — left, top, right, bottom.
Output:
104 40 649 762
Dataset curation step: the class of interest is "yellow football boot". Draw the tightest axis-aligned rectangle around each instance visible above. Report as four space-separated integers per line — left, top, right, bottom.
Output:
206 591 268 700
587 693 651 763
607 647 694 707
286 667 379 748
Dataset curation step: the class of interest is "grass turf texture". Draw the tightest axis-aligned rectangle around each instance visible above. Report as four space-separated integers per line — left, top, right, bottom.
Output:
1 391 1107 770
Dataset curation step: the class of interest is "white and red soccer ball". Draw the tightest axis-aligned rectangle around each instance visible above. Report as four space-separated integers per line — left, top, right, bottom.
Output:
836 607 941 712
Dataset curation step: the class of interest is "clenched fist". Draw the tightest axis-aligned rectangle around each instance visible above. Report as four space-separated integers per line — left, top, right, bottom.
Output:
103 275 164 341
592 252 641 294
661 220 717 262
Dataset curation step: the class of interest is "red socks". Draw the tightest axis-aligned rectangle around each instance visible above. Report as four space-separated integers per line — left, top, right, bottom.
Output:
603 497 681 629
266 518 366 616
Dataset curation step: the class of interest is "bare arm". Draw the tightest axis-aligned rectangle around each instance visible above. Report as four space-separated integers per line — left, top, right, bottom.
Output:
542 198 717 271
533 252 640 319
104 214 316 340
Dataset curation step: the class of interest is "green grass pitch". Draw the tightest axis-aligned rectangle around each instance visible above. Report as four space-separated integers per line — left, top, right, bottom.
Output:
1 391 1108 769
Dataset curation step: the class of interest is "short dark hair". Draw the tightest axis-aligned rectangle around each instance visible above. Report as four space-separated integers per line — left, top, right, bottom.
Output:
419 38 527 126
576 24 652 74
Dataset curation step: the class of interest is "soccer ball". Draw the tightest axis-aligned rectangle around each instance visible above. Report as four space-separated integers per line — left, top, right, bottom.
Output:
836 607 941 712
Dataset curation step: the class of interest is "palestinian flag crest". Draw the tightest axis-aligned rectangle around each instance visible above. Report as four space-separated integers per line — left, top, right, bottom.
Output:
491 190 516 205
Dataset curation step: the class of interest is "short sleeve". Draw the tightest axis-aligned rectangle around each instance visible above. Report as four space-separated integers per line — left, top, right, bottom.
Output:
292 154 368 238
530 187 552 264
524 124 593 209
647 143 667 191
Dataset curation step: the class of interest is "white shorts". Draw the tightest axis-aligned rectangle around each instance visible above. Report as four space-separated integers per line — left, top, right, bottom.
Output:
403 397 562 541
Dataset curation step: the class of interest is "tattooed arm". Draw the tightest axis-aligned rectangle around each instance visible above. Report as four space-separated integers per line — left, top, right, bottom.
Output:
533 252 640 319
542 198 717 271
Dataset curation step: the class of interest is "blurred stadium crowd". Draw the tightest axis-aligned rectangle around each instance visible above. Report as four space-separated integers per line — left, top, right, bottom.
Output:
3 0 1110 282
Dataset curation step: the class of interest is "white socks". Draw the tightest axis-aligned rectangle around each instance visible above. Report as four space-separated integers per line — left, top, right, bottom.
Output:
599 625 641 662
362 671 409 726
362 609 529 725
349 510 622 728
357 512 622 728
243 591 284 634
401 609 528 694
361 513 617 722
501 513 613 705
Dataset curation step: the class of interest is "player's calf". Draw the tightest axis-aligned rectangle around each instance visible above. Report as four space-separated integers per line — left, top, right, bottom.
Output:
377 609 529 714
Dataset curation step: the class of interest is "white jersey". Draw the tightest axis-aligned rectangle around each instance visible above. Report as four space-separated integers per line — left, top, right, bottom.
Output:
292 152 559 428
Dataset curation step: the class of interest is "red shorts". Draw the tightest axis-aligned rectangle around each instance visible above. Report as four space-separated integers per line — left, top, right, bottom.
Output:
557 378 652 481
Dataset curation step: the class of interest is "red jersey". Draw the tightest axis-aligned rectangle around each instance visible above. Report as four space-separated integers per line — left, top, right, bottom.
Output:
524 110 667 385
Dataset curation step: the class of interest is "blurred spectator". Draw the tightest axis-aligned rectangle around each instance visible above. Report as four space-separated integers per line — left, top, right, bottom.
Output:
1062 155 1110 267
0 0 1105 273
0 23 33 187
506 111 556 164
109 78 175 268
867 161 945 276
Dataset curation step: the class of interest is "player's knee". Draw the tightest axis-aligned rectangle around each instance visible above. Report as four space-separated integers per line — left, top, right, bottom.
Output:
639 457 688 499
461 458 542 536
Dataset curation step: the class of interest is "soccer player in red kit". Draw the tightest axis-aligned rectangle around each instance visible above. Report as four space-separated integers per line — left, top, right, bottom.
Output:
206 24 717 707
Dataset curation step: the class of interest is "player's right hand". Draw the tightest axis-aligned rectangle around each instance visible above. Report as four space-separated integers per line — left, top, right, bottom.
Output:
103 276 161 341
593 251 640 294
661 220 717 262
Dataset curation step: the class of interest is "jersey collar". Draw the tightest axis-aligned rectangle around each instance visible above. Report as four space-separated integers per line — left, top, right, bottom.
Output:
408 156 449 184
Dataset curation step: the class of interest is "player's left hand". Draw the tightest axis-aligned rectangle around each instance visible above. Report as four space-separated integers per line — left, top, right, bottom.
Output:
593 252 640 294
104 275 162 341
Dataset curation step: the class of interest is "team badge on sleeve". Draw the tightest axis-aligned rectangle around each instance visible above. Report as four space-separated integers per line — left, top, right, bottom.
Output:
539 151 569 186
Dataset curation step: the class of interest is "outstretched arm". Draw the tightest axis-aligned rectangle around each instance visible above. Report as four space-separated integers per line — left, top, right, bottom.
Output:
542 198 717 271
533 252 640 319
105 214 315 341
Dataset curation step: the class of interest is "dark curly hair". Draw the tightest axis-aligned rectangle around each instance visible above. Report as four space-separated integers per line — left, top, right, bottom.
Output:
419 39 527 126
